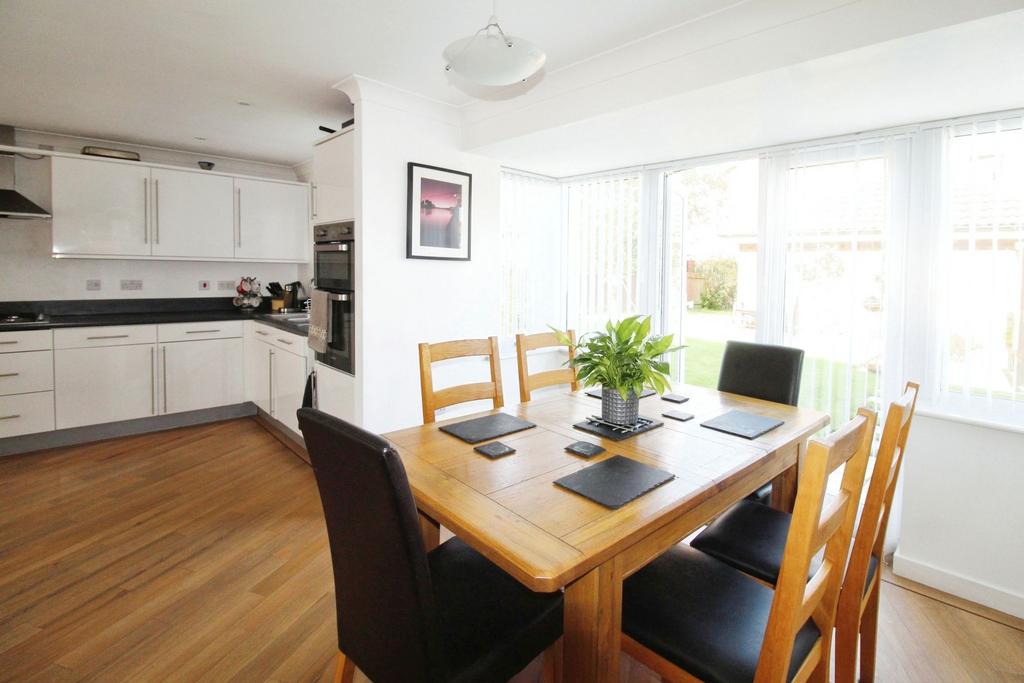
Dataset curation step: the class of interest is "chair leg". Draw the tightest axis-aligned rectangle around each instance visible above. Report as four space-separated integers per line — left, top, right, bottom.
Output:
809 631 832 683
542 637 563 683
333 650 356 683
833 609 859 683
859 581 881 683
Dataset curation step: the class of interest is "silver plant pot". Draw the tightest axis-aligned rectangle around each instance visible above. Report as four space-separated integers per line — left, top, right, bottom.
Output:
601 386 640 426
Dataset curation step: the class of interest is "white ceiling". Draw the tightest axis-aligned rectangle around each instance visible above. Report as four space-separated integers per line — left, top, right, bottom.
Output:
0 0 739 165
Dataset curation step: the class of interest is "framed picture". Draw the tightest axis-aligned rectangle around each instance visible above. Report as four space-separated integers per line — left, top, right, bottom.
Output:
407 162 472 260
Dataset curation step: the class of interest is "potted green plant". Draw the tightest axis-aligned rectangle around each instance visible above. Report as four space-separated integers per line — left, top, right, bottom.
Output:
553 316 682 426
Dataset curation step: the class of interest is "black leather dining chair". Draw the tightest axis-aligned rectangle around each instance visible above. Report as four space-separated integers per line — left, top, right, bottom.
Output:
717 340 805 504
296 408 564 683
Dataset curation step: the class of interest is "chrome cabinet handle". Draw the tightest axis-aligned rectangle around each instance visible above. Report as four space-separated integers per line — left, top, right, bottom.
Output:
143 177 149 244
269 349 275 416
0 341 18 345
185 329 220 334
236 188 242 248
150 346 156 415
311 183 317 219
154 178 160 245
276 338 294 345
162 346 168 413
87 334 130 340
255 330 269 336
0 414 20 420
0 372 21 378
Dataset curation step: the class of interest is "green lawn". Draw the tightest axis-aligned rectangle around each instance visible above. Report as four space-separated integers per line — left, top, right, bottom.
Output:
676 337 879 425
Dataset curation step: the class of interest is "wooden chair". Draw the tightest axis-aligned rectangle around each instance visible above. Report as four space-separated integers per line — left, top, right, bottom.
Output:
418 337 503 424
515 330 578 402
834 382 919 683
296 408 564 683
621 408 876 682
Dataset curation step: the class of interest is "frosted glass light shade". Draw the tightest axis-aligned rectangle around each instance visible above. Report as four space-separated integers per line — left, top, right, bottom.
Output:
443 32 546 86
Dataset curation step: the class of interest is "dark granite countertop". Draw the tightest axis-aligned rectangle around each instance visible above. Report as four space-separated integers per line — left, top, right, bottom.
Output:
0 297 309 337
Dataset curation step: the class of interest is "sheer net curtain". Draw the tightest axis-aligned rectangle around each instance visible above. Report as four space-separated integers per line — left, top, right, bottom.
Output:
498 171 564 337
762 138 911 429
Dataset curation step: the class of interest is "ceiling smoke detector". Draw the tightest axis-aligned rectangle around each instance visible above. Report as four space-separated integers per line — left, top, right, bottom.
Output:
442 0 545 86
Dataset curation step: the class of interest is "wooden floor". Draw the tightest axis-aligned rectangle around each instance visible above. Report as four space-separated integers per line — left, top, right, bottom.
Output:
1 418 1021 683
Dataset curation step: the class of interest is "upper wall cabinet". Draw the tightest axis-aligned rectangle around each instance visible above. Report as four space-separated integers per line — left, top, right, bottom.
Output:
50 155 310 263
234 178 310 262
52 156 152 257
151 167 235 259
312 129 354 224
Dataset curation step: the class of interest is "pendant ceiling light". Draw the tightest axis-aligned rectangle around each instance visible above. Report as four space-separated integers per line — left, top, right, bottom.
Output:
442 0 546 87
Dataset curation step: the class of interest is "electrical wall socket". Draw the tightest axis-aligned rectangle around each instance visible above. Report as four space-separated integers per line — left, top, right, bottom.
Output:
217 280 236 291
198 280 211 291
86 279 101 291
120 279 143 291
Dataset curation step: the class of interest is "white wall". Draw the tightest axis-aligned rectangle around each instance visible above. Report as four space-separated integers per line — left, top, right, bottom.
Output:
1 129 301 301
895 413 1024 619
337 77 504 433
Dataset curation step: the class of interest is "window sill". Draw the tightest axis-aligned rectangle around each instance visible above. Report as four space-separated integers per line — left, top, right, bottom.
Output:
915 407 1024 436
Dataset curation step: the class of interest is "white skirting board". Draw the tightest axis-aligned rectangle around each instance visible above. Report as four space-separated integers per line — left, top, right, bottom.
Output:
893 550 1024 620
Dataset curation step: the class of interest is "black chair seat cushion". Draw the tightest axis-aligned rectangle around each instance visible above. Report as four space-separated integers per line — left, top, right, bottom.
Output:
429 537 564 683
623 544 820 683
692 500 879 595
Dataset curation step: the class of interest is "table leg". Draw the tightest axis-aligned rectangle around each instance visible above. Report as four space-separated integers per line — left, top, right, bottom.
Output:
770 441 802 512
563 557 622 683
418 511 440 552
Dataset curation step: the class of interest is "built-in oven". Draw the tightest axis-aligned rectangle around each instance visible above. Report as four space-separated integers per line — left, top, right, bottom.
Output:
315 290 354 375
313 221 354 292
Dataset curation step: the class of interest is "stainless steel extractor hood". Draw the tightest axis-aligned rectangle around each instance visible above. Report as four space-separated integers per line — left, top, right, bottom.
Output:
0 124 51 220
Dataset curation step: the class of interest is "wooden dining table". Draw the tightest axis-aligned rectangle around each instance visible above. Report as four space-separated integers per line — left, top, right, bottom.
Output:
382 384 829 683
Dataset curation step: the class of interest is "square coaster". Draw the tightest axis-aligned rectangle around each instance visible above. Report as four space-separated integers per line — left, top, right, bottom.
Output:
564 441 606 459
473 441 516 459
663 410 694 422
662 393 689 403
554 455 676 509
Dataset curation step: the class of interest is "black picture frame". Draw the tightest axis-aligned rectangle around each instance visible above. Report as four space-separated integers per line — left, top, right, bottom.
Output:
406 162 473 261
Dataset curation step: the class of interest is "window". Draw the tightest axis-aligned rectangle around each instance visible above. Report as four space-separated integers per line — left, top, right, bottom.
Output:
773 144 895 423
565 174 643 334
663 159 760 386
940 119 1024 408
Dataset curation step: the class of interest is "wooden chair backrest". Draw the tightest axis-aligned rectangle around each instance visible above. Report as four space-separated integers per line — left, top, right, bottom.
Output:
838 382 919 616
756 407 877 683
418 337 504 424
515 330 579 403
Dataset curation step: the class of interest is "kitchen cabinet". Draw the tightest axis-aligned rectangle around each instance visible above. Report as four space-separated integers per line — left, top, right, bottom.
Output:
160 338 244 414
272 343 306 434
55 344 157 429
234 178 310 262
245 322 307 435
52 156 151 257
315 361 356 423
151 167 234 259
312 129 354 223
50 154 310 263
0 330 55 438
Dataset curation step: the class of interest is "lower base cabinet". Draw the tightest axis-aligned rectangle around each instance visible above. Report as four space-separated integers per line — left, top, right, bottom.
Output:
0 392 56 438
55 344 158 429
272 345 306 434
161 338 244 414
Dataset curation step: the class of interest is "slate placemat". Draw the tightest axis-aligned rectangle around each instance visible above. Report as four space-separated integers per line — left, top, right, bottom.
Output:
439 412 536 444
554 455 676 509
700 410 784 440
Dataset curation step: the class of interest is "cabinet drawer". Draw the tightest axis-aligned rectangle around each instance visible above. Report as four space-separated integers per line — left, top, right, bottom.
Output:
158 320 244 343
0 329 53 353
54 325 157 349
268 330 307 356
0 351 54 395
0 392 55 438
